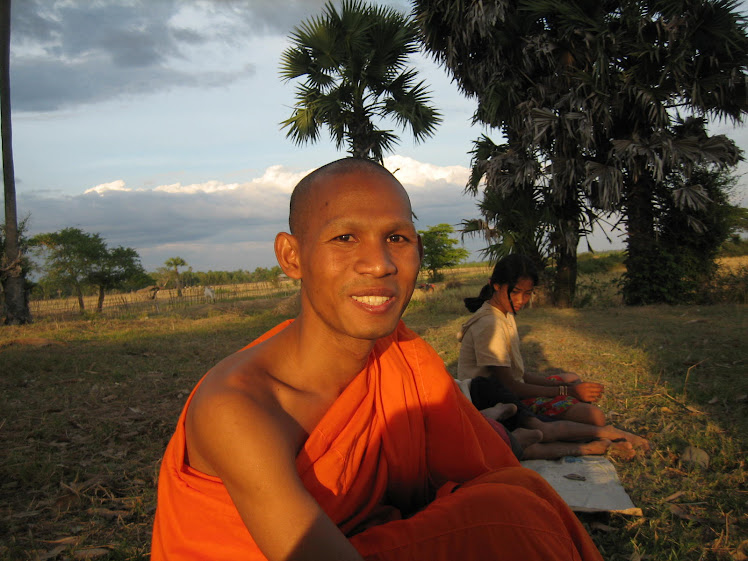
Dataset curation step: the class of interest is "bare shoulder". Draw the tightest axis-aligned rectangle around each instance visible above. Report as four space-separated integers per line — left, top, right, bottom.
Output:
185 342 300 477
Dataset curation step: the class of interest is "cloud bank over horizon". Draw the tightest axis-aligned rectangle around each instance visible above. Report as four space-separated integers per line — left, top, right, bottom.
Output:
19 156 482 272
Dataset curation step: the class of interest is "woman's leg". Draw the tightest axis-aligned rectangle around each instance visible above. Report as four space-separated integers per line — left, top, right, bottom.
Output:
556 402 606 426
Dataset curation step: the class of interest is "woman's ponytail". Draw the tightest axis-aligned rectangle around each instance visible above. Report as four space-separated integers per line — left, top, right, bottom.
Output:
464 283 494 313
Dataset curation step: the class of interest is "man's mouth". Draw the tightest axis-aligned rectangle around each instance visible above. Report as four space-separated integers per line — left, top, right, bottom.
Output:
351 295 392 306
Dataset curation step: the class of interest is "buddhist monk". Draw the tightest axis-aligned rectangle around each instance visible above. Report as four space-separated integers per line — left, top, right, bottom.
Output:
151 158 603 561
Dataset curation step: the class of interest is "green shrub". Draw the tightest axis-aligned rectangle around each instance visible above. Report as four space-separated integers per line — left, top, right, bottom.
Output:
577 251 626 275
718 236 748 257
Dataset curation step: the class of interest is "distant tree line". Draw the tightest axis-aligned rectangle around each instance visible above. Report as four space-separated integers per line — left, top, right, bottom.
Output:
25 227 285 312
154 265 284 291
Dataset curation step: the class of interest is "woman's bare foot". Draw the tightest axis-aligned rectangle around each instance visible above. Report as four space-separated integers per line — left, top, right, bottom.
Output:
599 425 650 451
608 439 636 461
480 403 518 422
574 439 612 456
521 439 612 460
512 428 543 449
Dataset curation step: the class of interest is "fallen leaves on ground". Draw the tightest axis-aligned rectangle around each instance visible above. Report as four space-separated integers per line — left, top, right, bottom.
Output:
679 446 710 470
72 547 111 559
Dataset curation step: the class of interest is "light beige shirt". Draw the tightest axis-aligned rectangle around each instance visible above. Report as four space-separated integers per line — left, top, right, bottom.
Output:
457 300 524 382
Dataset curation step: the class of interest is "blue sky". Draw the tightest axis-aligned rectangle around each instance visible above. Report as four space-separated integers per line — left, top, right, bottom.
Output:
8 0 748 272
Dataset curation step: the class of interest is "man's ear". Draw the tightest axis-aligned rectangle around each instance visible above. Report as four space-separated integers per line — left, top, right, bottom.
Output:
275 232 302 280
417 234 424 263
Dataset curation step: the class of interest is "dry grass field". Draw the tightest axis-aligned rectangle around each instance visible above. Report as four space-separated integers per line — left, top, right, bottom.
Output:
1 263 746 560
29 281 299 320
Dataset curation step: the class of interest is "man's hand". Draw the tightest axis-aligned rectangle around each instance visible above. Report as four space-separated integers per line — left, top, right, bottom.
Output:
569 382 604 403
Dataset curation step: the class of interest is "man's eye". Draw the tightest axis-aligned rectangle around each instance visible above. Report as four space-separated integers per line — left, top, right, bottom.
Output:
334 234 353 242
388 234 408 243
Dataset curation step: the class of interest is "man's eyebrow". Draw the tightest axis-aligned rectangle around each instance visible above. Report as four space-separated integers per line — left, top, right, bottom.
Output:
321 216 416 230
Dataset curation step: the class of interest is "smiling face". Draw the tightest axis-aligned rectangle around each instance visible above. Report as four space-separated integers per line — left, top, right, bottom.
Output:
276 165 422 345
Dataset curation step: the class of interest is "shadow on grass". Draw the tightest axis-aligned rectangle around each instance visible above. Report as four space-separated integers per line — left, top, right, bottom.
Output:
0 306 296 560
403 282 746 561
415 300 747 561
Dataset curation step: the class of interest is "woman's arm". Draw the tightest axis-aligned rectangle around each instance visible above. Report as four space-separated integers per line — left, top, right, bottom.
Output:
487 366 603 402
486 366 565 399
523 372 565 386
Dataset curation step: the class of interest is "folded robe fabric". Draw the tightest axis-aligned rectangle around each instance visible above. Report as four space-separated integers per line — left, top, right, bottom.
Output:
152 320 602 561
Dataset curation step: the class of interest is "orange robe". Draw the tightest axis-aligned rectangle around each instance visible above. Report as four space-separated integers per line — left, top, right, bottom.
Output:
152 320 602 561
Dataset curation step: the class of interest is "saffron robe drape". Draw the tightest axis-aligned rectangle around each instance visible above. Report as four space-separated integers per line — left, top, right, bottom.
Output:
152 320 602 561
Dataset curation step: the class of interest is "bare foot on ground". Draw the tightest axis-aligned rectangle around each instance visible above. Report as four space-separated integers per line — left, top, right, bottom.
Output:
599 426 650 451
607 439 637 461
574 439 612 456
520 439 612 460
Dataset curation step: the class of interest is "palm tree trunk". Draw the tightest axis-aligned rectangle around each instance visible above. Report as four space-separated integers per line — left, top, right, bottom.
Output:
551 195 580 307
174 267 183 297
554 246 578 308
623 169 657 305
0 0 31 325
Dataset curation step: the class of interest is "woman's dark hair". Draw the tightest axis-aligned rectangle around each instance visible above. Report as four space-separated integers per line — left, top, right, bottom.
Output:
464 254 539 313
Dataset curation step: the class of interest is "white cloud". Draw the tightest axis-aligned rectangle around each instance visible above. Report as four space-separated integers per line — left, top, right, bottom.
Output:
21 158 480 271
385 155 470 188
84 179 130 194
154 181 243 194
250 165 313 193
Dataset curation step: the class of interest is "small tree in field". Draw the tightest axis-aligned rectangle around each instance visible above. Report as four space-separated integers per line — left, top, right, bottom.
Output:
419 223 469 281
87 246 148 311
31 228 108 311
164 257 188 297
31 227 147 312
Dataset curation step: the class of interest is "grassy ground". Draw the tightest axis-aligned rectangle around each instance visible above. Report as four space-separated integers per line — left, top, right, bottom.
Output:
1 273 746 560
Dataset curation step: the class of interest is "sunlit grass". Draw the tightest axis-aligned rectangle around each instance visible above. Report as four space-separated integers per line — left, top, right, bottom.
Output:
1 265 746 560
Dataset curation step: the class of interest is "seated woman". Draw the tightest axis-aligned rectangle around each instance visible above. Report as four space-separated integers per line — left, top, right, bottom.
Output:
457 255 648 460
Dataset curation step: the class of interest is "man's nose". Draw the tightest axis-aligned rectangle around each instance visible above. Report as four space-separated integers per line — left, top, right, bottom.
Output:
355 241 398 276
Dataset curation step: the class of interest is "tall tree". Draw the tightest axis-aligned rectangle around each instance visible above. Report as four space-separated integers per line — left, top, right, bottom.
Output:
164 256 188 297
280 0 441 162
0 0 31 324
624 162 741 304
414 0 748 305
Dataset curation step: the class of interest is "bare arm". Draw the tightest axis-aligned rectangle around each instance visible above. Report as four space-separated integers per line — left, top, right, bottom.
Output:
524 371 581 385
187 388 365 561
487 366 603 402
523 372 566 386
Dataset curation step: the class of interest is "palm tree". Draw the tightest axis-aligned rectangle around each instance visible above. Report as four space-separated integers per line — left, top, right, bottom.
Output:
464 133 600 305
0 0 31 324
280 0 441 163
462 135 551 265
164 257 188 298
414 0 748 305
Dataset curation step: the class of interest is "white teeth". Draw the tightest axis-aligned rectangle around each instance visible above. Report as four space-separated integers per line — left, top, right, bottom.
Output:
352 295 390 306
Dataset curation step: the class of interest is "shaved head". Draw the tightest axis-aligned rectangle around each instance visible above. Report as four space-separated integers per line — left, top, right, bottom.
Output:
289 158 411 237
